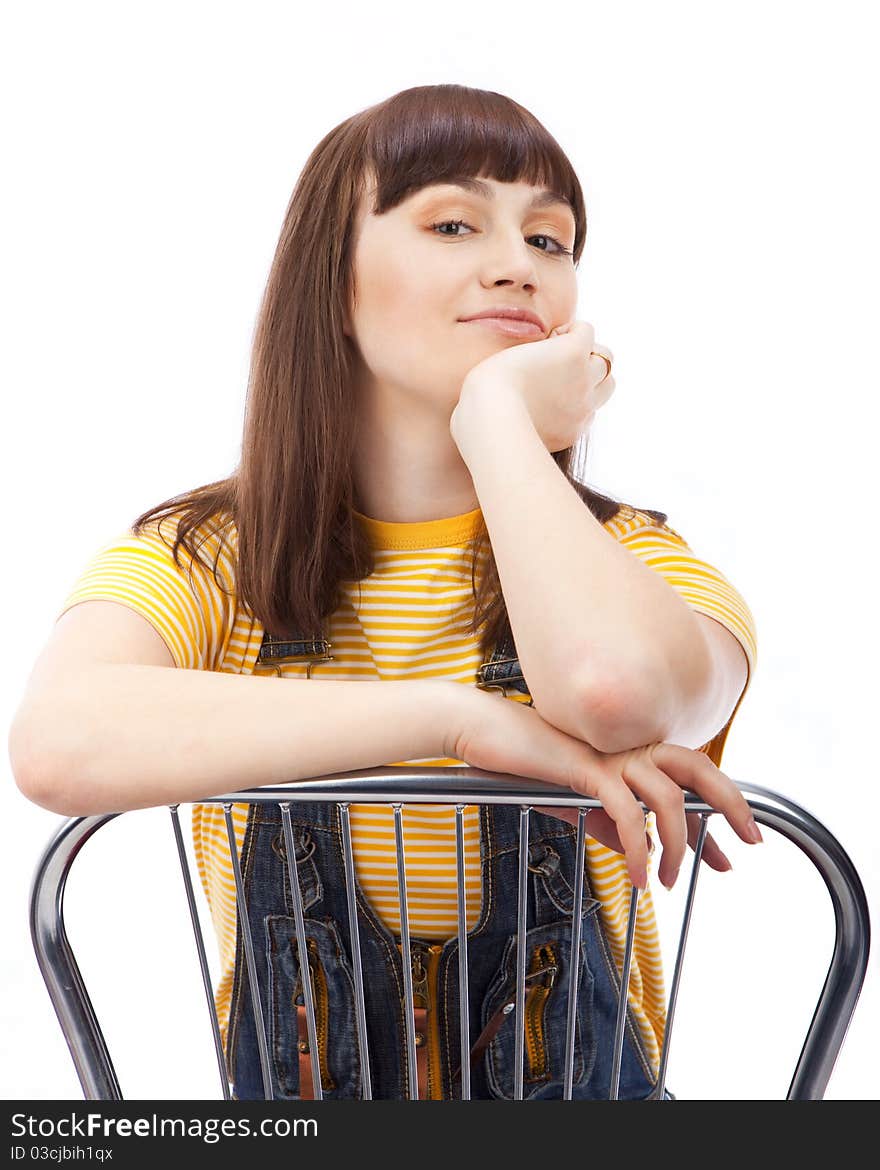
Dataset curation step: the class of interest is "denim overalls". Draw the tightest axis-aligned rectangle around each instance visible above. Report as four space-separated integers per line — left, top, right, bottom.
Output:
224 623 665 1100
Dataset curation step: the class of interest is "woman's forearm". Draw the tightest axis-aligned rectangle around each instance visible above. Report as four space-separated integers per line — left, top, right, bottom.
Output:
450 380 713 752
9 666 464 816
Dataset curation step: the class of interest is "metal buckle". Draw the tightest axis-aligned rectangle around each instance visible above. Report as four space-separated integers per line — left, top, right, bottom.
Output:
257 636 334 679
476 655 521 687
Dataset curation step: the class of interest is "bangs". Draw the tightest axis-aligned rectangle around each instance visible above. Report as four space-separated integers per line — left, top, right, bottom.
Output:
356 85 587 259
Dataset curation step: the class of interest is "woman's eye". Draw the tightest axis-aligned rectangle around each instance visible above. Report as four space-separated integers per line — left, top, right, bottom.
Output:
530 233 572 257
430 219 572 257
431 218 472 237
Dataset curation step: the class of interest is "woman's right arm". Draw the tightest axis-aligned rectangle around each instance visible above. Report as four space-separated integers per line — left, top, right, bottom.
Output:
8 599 760 888
7 600 464 816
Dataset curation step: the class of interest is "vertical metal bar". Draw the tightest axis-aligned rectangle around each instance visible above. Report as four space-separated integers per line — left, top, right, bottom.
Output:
654 811 710 1098
454 804 471 1100
563 807 589 1100
609 882 641 1100
393 802 419 1100
223 802 272 1100
279 804 322 1101
513 805 530 1101
338 802 372 1100
168 805 230 1100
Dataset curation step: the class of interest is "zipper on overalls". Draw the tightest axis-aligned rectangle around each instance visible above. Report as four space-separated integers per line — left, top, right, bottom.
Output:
410 941 444 1099
294 939 335 1091
524 943 558 1082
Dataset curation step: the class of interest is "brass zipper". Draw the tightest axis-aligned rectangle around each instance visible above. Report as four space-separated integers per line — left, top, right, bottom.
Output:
524 943 558 1082
411 947 429 1005
410 942 444 1099
295 939 336 1091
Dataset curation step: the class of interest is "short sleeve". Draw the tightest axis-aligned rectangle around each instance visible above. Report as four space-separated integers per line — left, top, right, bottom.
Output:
611 511 758 763
616 516 757 684
55 516 235 672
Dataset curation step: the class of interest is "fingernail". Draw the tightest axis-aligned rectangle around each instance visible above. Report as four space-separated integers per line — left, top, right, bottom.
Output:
746 817 764 844
634 868 648 890
661 867 680 891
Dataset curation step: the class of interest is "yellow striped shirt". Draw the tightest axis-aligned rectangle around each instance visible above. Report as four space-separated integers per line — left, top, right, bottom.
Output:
56 502 758 1073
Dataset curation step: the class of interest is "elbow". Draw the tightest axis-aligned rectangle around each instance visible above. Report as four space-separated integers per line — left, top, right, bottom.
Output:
534 668 655 755
13 765 104 819
11 757 86 819
13 767 69 816
577 687 652 754
8 714 101 818
578 656 718 754
10 747 64 816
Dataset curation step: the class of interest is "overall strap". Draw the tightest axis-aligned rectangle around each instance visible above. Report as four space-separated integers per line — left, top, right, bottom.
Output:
256 618 526 692
475 624 533 701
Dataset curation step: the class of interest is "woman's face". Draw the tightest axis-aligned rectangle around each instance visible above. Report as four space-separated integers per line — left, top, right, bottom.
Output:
345 173 579 415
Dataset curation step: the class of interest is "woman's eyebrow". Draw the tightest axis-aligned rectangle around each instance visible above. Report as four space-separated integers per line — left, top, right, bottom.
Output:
422 177 574 215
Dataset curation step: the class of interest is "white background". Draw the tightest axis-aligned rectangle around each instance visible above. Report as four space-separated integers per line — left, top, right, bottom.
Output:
2 0 877 1100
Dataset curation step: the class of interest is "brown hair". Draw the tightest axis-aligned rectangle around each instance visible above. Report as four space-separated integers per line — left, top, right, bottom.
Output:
132 84 667 658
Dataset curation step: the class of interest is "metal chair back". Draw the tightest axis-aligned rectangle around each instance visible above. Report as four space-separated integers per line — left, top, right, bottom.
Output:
29 768 871 1100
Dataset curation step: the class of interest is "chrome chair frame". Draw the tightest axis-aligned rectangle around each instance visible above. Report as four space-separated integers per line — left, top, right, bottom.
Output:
29 768 871 1100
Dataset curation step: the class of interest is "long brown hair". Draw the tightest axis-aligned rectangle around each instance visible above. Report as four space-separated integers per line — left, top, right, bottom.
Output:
133 84 666 659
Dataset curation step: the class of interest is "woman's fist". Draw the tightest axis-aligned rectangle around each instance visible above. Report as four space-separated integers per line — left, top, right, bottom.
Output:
453 319 616 454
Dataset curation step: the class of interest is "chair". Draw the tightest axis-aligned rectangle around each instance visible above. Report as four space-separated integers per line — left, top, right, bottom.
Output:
29 767 871 1100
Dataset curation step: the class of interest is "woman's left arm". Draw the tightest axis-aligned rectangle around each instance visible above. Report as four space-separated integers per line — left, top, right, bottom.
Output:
450 323 743 755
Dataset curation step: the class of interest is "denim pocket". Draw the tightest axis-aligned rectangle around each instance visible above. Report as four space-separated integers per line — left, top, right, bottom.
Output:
265 915 362 1099
481 915 600 1100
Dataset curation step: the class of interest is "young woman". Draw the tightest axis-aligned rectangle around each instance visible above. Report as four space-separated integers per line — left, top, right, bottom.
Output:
10 84 760 1099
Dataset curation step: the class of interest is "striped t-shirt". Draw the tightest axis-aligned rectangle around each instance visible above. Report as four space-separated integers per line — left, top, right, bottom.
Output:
56 502 758 1073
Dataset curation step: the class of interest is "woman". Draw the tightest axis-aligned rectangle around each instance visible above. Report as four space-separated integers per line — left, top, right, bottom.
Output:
11 84 760 1099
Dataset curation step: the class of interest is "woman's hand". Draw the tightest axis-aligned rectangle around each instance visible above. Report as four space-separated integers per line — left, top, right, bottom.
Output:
535 756 745 887
450 686 762 890
454 319 616 454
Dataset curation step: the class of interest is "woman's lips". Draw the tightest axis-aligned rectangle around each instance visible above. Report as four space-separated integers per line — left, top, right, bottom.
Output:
461 316 544 338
